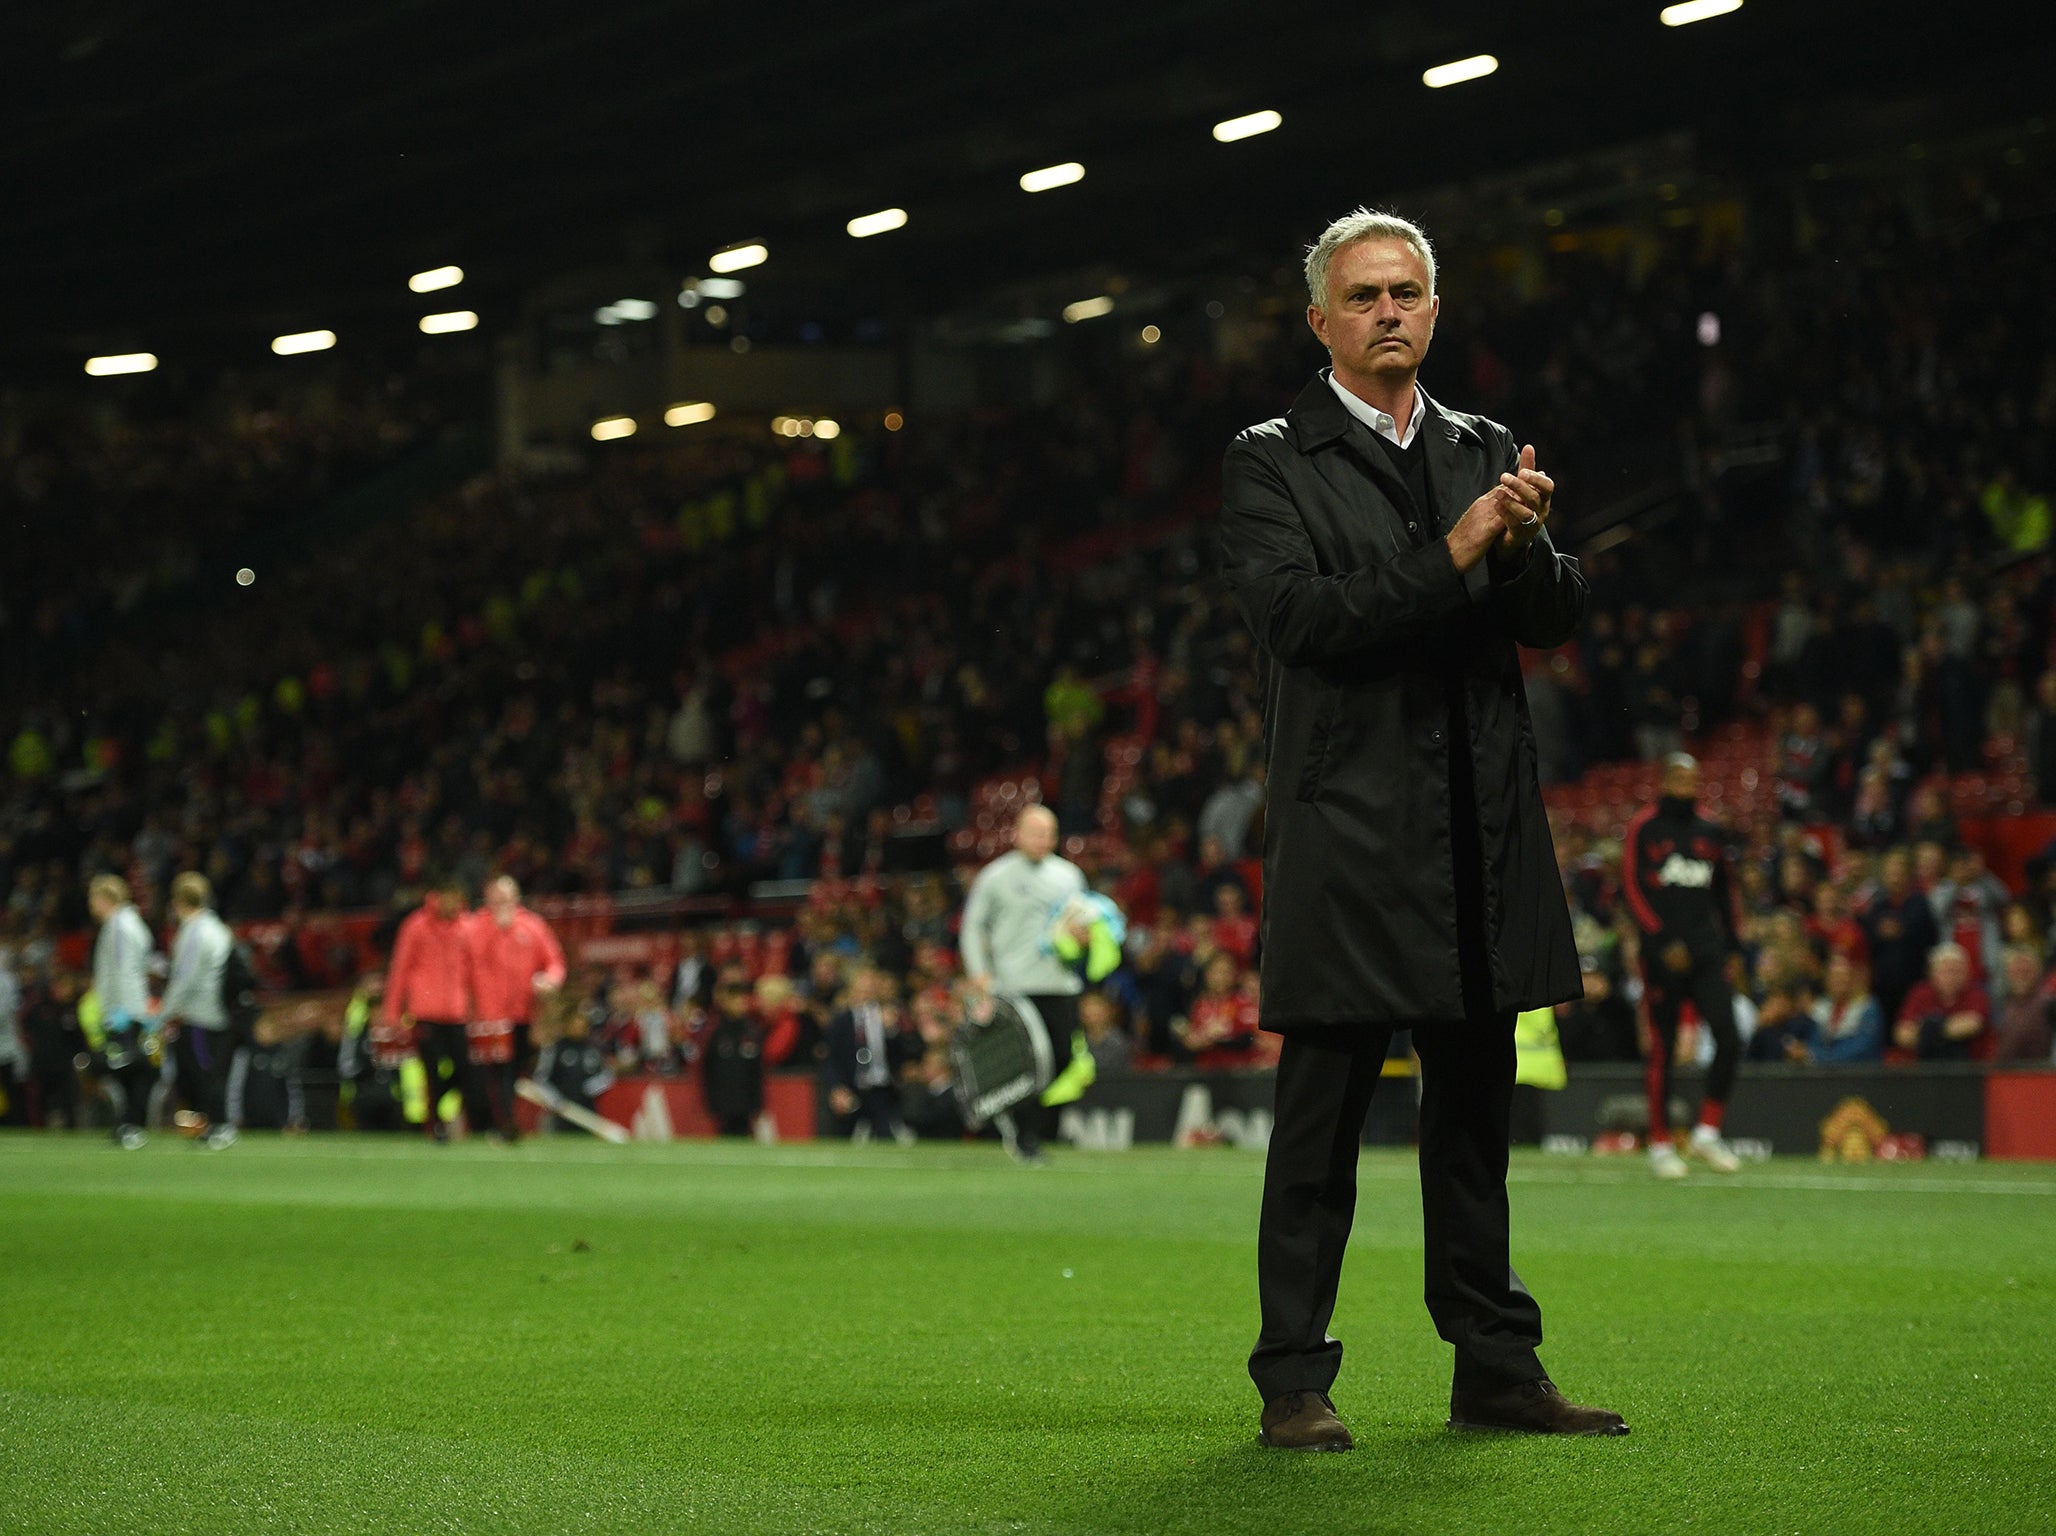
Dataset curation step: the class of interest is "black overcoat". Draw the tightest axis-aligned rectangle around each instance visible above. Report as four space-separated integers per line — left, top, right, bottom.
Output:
1217 372 1586 1029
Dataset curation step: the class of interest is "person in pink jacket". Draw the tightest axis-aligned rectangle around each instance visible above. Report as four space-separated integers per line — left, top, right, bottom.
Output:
465 876 567 1140
384 879 477 1142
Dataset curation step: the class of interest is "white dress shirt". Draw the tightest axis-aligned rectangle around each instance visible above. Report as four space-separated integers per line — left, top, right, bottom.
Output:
1328 373 1426 449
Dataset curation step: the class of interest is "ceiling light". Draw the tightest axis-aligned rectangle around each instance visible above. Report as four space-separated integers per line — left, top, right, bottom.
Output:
595 299 658 325
698 277 745 299
1212 110 1282 143
1140 325 1162 345
271 330 336 356
1422 54 1498 87
665 401 716 427
419 311 478 334
883 411 904 432
1019 162 1085 193
813 418 842 440
1063 296 1114 323
85 352 157 376
408 266 463 293
590 417 637 441
1660 0 1741 23
847 208 908 238
709 243 767 274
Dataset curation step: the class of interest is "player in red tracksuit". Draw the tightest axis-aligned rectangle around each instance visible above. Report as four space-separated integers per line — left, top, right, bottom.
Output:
465 876 567 1141
384 879 477 1142
1621 753 1744 1177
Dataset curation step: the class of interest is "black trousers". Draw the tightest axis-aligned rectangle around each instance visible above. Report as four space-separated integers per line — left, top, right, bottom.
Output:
1643 953 1740 1134
1248 1015 1545 1402
415 1021 473 1136
1009 992 1079 1154
172 1026 232 1126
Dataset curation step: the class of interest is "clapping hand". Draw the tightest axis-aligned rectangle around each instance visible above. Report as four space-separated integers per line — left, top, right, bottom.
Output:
1494 444 1552 551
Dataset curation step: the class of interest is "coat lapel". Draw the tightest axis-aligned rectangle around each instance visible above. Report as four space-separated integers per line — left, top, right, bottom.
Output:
1285 371 1414 557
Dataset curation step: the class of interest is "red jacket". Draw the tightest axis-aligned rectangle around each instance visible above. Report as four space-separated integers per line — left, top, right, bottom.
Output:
465 907 567 1023
384 906 476 1026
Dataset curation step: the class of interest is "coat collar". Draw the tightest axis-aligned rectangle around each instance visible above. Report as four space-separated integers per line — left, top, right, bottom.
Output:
1287 368 1476 457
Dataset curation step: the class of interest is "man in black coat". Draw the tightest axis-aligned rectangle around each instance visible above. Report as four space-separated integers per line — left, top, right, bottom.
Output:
1218 209 1626 1448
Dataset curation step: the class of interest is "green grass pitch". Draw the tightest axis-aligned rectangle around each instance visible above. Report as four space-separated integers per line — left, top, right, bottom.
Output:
3 1134 2052 1535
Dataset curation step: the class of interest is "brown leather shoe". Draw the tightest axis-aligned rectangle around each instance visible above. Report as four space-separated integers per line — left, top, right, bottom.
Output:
1259 1390 1355 1451
1448 1378 1629 1436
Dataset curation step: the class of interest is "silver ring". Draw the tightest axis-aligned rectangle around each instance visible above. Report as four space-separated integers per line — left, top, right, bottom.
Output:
1519 511 1539 526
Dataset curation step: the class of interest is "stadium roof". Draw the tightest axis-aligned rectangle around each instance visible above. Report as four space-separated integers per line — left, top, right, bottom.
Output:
2 0 2036 371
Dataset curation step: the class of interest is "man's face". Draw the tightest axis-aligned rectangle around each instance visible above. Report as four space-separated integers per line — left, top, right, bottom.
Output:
487 880 518 927
1663 761 1700 801
1015 811 1057 861
1932 952 1969 995
1309 238 1438 387
88 892 114 923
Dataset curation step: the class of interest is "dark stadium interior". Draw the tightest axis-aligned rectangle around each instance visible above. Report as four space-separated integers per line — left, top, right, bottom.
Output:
3 0 2040 367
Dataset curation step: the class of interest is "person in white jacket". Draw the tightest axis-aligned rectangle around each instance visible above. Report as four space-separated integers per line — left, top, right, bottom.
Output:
159 872 239 1149
88 874 159 1148
959 805 1086 1163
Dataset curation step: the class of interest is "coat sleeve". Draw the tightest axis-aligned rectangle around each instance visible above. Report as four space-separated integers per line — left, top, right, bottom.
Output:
384 917 416 1025
959 868 993 978
530 913 567 989
1218 438 1470 667
1480 432 1587 649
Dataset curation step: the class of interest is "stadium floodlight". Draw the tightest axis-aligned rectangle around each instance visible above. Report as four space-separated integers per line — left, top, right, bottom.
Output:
1422 54 1499 87
1212 109 1282 143
271 329 336 356
84 352 157 376
813 418 842 440
665 401 717 427
590 416 637 441
595 299 658 326
408 265 464 293
1660 0 1741 23
846 208 908 238
1063 296 1114 324
1019 162 1085 193
418 310 478 335
709 243 767 274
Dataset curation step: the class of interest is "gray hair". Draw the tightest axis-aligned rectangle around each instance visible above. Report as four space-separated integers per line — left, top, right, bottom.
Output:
1304 208 1437 307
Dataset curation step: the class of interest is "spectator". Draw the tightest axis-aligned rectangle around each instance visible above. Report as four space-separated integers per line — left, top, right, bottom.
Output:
625 975 680 1075
824 962 915 1144
1859 848 1941 1024
1930 846 2010 990
1079 990 1132 1074
1795 952 1886 1065
1210 883 1257 968
1176 951 1258 1068
535 1006 615 1133
20 969 85 1127
1893 942 1991 1062
1196 763 1265 861
701 969 767 1137
1555 955 1639 1063
1991 946 2054 1063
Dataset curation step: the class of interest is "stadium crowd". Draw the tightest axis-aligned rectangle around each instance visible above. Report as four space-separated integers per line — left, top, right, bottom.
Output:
5 139 2056 1133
